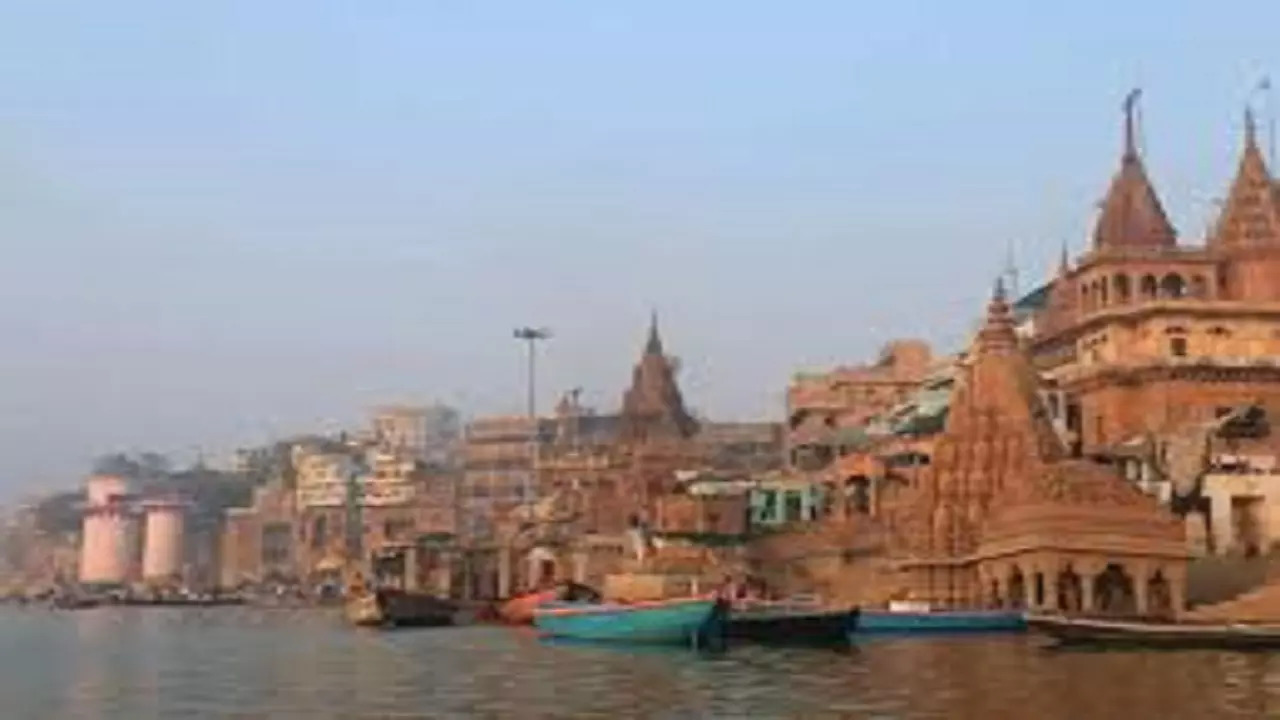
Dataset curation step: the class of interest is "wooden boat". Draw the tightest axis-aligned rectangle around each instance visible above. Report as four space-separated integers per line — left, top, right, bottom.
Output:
51 595 103 610
497 582 602 625
726 599 856 647
853 601 1026 634
1028 614 1280 650
345 588 458 629
532 596 728 647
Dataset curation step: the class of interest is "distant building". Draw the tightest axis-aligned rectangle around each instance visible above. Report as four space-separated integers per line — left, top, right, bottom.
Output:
371 404 461 466
787 340 937 470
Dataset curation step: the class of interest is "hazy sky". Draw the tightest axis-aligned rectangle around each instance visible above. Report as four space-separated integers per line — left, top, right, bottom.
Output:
2 2 1279 497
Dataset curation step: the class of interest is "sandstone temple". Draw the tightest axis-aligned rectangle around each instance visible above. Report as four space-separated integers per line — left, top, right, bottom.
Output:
888 281 1188 616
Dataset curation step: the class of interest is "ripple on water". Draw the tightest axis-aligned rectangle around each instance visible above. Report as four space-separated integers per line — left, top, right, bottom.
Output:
3 608 1280 719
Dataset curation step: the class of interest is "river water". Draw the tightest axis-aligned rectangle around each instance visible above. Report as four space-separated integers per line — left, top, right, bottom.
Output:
2 606 1279 719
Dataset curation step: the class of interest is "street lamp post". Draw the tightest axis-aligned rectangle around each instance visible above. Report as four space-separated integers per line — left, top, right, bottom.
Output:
512 326 551 504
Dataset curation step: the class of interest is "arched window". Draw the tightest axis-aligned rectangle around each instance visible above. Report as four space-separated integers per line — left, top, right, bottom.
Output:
1114 274 1131 303
1140 274 1158 300
1160 273 1186 299
1098 280 1109 306
1081 284 1091 311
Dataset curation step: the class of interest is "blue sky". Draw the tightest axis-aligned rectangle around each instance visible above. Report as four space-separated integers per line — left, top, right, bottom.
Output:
1 2 1279 496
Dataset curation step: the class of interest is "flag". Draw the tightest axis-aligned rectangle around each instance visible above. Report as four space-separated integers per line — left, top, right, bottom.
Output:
1259 77 1272 92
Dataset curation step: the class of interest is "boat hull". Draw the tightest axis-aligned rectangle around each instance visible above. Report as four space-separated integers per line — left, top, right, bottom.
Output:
533 597 726 646
855 609 1027 634
346 589 457 629
1029 615 1280 650
726 607 855 647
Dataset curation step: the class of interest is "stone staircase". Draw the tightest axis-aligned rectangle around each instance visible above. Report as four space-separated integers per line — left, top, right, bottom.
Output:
1187 582 1280 623
1186 551 1280 622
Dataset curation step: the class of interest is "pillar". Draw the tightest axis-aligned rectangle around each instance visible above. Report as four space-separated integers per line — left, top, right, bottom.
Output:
1132 562 1150 616
572 550 588 584
1168 565 1187 619
403 546 420 592
1045 570 1060 613
497 546 512 599
1081 571 1096 613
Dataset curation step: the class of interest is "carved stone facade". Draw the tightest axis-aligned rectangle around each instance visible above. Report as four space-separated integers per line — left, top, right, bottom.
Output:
891 284 1188 617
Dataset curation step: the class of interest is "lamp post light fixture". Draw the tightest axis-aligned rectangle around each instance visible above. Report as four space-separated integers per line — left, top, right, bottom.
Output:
512 326 552 504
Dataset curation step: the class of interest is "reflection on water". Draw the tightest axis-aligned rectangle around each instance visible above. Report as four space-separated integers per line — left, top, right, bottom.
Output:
2 607 1280 719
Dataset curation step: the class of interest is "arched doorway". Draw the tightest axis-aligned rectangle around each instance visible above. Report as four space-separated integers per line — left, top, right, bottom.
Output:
1007 567 1027 609
1057 565 1083 613
846 476 872 515
526 546 559 589
1094 563 1137 616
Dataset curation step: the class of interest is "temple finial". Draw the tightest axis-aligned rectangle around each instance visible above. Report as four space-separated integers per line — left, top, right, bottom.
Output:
1246 105 1259 149
1058 241 1070 275
645 308 663 355
993 275 1007 302
1123 88 1142 158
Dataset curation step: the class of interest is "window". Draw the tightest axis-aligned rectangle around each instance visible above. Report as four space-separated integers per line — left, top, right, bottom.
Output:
1169 337 1188 357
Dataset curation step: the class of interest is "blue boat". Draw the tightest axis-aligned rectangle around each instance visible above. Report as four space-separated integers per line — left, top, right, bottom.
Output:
854 604 1026 635
532 596 727 647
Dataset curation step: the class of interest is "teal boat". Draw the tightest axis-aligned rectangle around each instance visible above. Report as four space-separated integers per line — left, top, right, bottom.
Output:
532 596 727 647
855 605 1026 635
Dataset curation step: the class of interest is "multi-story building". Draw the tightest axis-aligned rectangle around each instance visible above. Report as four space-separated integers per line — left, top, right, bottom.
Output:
787 340 937 469
221 409 461 588
460 415 542 542
1021 103 1280 456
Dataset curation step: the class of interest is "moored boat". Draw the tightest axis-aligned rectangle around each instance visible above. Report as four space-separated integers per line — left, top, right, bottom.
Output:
1028 614 1280 650
726 599 856 647
497 582 602 625
853 601 1026 635
345 588 458 629
532 596 728 647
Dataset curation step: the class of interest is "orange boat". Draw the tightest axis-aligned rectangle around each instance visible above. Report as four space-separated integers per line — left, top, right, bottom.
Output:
498 582 601 625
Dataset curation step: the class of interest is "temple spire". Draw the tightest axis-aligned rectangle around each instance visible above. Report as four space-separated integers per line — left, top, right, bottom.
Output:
645 309 663 356
1091 89 1176 250
619 312 697 443
1209 101 1280 248
976 275 1017 353
1057 241 1071 276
